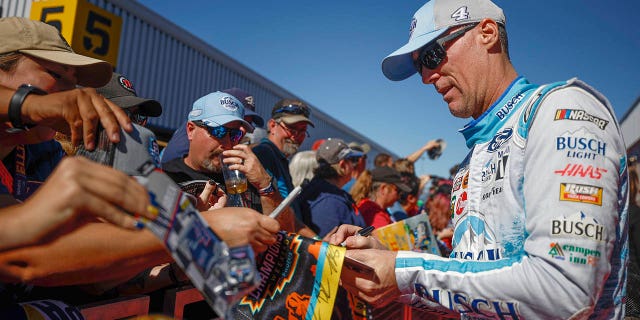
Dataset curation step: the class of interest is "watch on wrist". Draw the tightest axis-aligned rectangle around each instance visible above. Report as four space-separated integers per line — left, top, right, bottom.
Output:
6 84 46 133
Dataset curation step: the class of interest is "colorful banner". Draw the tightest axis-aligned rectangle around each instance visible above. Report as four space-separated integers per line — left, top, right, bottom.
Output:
232 232 345 319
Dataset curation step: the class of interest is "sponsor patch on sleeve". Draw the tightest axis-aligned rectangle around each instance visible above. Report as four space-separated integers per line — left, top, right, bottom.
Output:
559 183 603 206
554 109 608 130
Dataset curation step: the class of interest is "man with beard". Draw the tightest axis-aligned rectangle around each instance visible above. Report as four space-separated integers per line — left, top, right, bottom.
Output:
162 92 306 235
163 92 268 210
252 99 314 224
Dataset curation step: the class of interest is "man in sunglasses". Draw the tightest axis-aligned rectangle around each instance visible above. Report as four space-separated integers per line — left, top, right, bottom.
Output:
160 87 265 164
162 92 303 233
333 0 628 319
252 99 315 226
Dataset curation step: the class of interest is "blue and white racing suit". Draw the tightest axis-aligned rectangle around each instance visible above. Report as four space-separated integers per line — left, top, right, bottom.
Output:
395 77 629 319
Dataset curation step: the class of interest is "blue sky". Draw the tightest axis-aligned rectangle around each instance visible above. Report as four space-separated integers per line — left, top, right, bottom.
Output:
137 0 640 178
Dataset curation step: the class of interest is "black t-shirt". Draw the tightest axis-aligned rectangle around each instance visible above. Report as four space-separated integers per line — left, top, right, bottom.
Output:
162 157 263 212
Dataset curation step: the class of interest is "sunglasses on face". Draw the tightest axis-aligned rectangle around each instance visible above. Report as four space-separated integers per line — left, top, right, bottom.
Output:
413 23 478 72
192 121 245 143
278 121 310 138
272 104 310 118
124 109 148 126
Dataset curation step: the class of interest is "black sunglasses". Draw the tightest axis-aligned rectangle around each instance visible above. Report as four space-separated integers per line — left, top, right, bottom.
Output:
413 23 478 72
272 104 310 118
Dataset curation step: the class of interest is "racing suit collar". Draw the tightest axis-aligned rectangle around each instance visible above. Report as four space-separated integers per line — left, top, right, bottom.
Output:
459 77 538 148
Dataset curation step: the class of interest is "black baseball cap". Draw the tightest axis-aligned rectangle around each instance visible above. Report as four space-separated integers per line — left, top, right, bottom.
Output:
97 73 162 117
371 167 411 192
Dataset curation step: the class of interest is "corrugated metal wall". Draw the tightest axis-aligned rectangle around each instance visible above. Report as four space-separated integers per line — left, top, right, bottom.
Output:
1 0 395 156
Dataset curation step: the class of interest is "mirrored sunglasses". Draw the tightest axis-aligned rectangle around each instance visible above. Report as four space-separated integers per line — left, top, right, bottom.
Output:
193 121 245 143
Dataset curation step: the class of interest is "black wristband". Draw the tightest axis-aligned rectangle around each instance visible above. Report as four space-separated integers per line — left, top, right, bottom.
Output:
7 84 46 132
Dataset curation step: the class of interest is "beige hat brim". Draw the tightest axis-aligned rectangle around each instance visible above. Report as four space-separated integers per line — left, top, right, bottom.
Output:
278 114 315 127
20 49 112 88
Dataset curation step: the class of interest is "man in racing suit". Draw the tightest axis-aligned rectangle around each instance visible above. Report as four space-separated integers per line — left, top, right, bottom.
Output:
332 0 629 319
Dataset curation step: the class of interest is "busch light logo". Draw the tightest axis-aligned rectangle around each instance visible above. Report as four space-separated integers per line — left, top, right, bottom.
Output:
220 96 240 111
551 212 605 242
554 109 608 130
487 128 513 153
409 18 417 37
556 128 606 161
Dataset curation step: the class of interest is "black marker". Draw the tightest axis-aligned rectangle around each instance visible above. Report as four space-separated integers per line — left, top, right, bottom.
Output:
341 225 375 246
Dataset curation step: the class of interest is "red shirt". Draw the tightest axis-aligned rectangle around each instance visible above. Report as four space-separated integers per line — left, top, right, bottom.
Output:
357 198 391 228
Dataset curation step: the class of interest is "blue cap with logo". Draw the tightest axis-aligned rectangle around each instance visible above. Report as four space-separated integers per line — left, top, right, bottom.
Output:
188 91 254 131
381 0 505 81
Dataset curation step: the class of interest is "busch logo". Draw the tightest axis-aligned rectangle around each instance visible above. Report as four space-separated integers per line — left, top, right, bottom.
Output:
415 285 521 319
220 97 240 111
554 163 607 180
554 109 608 130
495 92 525 120
551 212 605 241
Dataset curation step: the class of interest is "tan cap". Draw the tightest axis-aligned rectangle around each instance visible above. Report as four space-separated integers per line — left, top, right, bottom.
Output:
271 102 315 127
0 17 112 88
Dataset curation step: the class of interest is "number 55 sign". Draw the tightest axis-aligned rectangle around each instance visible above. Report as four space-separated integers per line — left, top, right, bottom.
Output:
30 0 122 67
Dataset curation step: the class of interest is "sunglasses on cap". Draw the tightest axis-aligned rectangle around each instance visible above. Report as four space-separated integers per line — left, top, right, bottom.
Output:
272 104 310 118
192 120 245 143
413 23 478 72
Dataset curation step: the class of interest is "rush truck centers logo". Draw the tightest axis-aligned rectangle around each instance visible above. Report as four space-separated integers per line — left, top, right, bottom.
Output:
559 183 603 206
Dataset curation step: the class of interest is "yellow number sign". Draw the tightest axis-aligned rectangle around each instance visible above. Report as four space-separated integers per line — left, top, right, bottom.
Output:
30 0 122 67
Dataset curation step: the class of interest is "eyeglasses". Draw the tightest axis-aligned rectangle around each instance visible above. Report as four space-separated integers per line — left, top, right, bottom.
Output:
124 109 148 126
192 121 245 143
413 23 478 72
272 104 310 118
278 121 310 138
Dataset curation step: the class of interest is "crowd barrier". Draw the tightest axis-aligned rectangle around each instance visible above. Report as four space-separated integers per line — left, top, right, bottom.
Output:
75 286 449 320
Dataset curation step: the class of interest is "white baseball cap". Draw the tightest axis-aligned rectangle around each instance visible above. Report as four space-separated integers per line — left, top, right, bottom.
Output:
381 0 505 81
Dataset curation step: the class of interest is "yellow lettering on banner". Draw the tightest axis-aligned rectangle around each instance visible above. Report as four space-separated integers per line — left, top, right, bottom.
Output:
30 0 122 67
311 244 345 320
